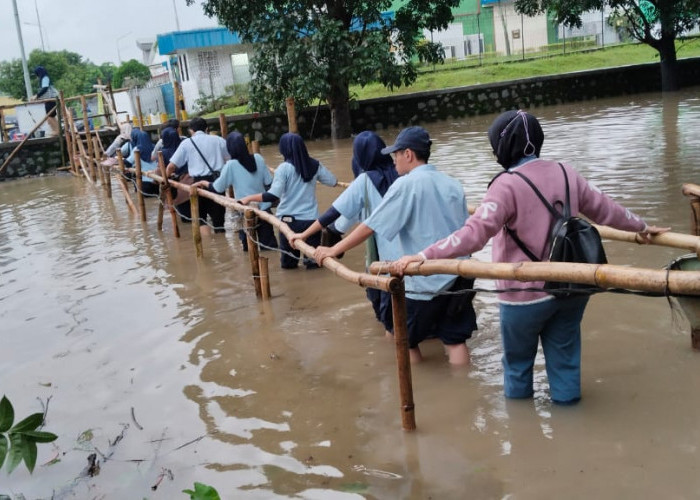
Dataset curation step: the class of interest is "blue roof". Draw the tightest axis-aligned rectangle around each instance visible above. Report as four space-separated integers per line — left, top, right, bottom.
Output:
157 12 395 54
157 27 242 54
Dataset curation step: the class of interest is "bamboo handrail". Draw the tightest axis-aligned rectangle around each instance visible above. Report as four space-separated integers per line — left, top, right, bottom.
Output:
369 259 700 297
143 169 397 293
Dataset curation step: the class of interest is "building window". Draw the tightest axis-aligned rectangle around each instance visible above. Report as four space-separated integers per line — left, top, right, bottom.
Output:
179 54 189 81
197 51 220 78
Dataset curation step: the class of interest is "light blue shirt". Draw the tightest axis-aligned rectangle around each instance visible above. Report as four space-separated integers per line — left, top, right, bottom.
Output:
268 161 337 220
213 154 273 210
331 173 401 261
124 144 157 183
364 164 469 300
169 130 229 177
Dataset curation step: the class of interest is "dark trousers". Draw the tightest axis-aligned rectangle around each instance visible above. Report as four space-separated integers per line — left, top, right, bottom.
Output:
238 211 278 252
279 218 320 269
193 175 225 233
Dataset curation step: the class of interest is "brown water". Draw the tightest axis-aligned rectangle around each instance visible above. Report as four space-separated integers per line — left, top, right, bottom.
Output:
2 88 700 499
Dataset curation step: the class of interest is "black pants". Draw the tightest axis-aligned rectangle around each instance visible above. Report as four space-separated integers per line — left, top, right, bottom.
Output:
238 210 278 252
193 175 225 233
279 218 320 269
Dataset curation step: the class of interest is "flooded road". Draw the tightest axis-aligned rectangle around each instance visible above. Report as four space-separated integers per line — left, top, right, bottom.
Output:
2 87 700 499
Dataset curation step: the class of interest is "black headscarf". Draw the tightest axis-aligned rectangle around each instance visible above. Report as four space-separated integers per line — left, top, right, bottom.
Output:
279 133 319 183
351 131 398 196
226 132 257 173
130 129 154 162
160 127 181 164
34 66 48 79
488 110 544 169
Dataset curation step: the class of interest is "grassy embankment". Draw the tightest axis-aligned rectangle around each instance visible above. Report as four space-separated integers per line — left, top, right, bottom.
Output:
208 40 700 117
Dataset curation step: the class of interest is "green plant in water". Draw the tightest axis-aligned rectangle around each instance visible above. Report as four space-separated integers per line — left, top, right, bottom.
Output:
0 395 57 474
183 482 221 500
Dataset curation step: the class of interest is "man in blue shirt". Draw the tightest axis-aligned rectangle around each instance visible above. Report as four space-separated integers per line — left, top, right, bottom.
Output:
166 117 229 234
314 127 477 365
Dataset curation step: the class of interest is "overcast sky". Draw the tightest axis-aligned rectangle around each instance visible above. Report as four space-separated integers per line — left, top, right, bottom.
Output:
0 0 221 66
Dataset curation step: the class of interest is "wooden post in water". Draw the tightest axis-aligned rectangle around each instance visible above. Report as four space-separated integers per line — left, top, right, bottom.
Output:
158 152 180 237
93 136 106 186
219 113 228 137
80 95 97 183
58 93 77 175
259 256 271 300
251 140 261 154
285 97 298 134
190 185 203 257
245 209 263 298
116 150 137 214
389 278 416 431
134 151 147 222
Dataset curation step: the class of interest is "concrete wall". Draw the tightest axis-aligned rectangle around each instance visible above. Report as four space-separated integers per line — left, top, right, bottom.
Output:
218 57 700 144
0 137 64 179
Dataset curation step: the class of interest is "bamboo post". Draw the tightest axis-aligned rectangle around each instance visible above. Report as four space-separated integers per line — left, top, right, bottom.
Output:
219 113 228 137
61 98 80 176
104 160 112 198
158 152 180 237
157 183 165 231
173 81 183 121
135 94 144 129
0 108 6 142
80 95 97 183
93 136 106 186
190 185 203 257
285 97 298 134
107 84 118 125
251 140 261 154
389 278 416 431
116 150 137 214
134 151 146 222
0 111 54 174
245 209 263 298
54 99 67 168
259 256 271 300
59 93 76 174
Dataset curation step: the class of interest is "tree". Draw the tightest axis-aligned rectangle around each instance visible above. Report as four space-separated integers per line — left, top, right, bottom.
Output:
0 49 106 100
112 59 151 89
514 0 700 91
188 0 459 139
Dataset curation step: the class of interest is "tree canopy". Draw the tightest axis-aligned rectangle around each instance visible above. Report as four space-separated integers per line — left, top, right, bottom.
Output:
188 0 459 138
112 59 151 89
0 51 149 101
513 0 700 90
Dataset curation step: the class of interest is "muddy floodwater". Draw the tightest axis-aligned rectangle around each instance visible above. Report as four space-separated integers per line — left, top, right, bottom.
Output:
2 88 700 499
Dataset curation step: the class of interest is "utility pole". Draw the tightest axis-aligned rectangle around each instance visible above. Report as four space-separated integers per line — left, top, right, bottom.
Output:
172 0 181 31
12 0 33 100
34 0 45 51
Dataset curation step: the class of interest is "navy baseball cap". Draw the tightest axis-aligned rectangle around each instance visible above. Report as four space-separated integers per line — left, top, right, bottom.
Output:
381 126 432 155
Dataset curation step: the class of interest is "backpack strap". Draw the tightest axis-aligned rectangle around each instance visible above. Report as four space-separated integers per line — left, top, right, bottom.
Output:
189 137 217 177
502 162 572 262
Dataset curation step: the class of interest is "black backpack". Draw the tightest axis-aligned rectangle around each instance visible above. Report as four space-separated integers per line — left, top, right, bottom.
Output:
504 163 607 295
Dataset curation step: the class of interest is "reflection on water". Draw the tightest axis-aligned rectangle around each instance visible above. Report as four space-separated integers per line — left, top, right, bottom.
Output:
2 88 700 498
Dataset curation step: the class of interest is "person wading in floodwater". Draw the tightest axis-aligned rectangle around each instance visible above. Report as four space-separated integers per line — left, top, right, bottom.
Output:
392 110 669 404
32 66 59 137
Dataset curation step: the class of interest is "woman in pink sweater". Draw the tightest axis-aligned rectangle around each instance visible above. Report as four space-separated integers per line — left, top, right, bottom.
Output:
393 110 668 405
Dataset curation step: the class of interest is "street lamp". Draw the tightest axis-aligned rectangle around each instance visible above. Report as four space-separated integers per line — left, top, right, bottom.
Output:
116 32 132 64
